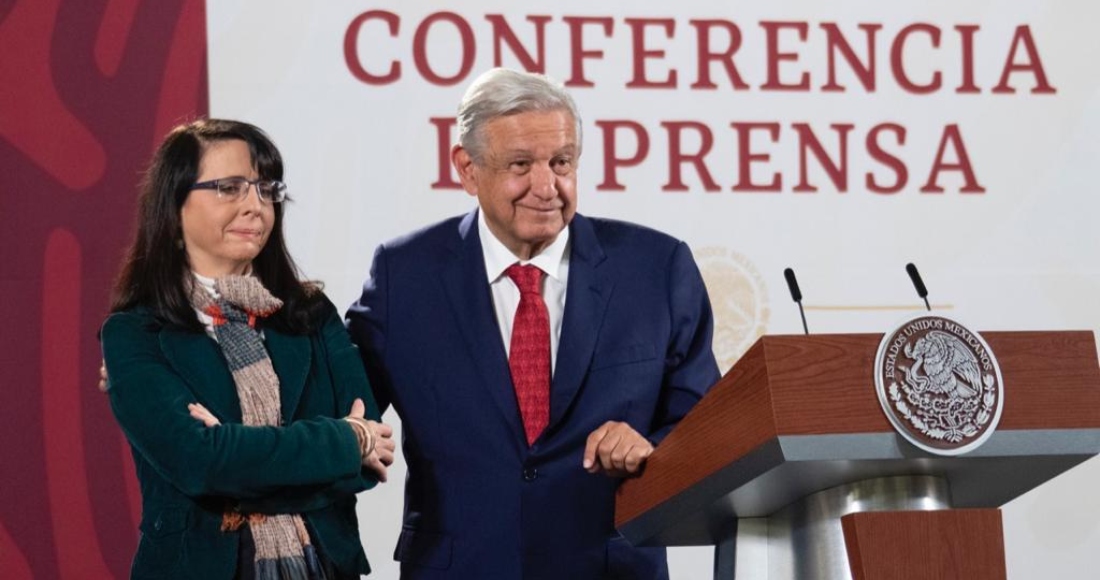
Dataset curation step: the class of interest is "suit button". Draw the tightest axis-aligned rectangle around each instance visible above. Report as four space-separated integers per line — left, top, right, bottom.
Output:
522 468 538 481
153 517 163 531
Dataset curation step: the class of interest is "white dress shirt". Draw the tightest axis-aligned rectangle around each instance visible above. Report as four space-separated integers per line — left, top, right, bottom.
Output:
192 272 220 338
478 211 570 376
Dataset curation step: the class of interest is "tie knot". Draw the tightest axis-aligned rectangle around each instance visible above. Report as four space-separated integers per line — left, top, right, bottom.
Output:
506 264 543 295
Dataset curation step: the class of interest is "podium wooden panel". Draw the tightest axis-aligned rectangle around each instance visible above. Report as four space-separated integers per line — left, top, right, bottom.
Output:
615 331 1100 577
841 510 1006 580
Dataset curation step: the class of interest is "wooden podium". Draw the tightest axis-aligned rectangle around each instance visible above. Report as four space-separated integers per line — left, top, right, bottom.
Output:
615 331 1100 579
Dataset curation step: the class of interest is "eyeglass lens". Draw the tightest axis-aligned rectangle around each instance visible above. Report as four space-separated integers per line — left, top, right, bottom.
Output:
217 178 282 202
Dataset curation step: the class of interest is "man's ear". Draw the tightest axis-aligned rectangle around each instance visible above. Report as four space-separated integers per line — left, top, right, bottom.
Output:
451 145 478 197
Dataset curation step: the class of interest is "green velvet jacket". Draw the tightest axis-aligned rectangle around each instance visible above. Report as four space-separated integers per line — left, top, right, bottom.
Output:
101 298 379 579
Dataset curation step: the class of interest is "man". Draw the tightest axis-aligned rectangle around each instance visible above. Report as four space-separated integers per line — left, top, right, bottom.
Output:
346 68 720 579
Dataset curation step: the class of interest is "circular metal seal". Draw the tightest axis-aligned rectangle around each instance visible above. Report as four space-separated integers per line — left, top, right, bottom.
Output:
874 314 1005 456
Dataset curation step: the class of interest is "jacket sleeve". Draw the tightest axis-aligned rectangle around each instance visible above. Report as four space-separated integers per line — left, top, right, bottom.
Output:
345 243 394 415
650 241 721 444
318 296 382 424
102 309 363 501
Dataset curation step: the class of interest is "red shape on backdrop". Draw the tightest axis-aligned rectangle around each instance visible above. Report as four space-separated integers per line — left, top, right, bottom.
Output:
94 0 143 77
0 0 106 189
0 0 209 576
0 521 34 580
154 0 210 140
42 229 112 578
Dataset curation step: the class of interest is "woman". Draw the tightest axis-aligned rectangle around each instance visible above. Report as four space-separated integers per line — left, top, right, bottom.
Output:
101 119 393 579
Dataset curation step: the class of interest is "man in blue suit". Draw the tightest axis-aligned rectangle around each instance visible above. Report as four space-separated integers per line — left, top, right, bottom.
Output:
346 68 720 579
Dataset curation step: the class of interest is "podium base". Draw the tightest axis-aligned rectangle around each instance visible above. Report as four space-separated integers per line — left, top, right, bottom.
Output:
717 475 951 580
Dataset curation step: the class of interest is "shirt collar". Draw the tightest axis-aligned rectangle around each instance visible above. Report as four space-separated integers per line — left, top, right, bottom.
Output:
478 209 570 283
192 271 219 298
191 265 254 298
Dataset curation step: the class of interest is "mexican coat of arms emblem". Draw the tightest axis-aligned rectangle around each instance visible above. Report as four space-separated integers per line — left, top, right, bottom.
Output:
874 315 1005 455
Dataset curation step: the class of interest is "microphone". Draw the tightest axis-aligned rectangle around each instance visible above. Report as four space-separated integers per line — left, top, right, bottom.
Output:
783 268 809 335
905 263 931 312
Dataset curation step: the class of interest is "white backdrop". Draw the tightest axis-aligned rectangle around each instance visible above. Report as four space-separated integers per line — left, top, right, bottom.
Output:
208 1 1100 577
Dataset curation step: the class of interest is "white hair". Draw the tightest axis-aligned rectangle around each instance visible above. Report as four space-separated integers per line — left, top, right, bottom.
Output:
456 68 582 162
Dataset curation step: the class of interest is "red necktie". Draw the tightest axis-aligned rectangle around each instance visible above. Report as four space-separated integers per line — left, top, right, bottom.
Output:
505 264 550 445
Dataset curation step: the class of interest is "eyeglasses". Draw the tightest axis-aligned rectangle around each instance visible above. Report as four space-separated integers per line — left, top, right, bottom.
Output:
190 177 288 204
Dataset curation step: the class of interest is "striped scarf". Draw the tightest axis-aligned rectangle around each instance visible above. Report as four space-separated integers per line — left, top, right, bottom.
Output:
191 275 326 580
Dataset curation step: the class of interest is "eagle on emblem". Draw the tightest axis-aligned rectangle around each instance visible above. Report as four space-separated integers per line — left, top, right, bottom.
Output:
902 330 983 399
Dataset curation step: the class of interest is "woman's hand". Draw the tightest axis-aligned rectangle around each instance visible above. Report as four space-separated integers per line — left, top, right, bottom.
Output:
345 398 396 482
188 402 221 427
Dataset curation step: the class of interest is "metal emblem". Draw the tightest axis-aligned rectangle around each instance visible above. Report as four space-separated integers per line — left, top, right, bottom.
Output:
874 315 1004 455
696 247 769 373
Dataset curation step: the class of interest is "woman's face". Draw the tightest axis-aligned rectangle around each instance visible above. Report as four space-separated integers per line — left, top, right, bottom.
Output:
180 139 275 277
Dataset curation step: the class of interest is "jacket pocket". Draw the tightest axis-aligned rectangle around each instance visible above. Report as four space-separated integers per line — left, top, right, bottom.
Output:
606 534 667 579
591 342 658 371
133 507 189 577
394 527 453 570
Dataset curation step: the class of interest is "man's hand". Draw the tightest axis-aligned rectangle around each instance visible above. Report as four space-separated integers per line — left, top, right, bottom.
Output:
582 421 653 477
98 361 109 392
346 398 396 482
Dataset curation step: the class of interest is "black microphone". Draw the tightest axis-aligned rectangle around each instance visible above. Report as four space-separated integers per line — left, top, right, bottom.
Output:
783 268 809 335
905 263 931 312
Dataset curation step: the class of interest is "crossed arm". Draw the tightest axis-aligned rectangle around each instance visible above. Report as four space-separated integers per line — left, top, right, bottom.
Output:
187 398 395 482
101 304 397 509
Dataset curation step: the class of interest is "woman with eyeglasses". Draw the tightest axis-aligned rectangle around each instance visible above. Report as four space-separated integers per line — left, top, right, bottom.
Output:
101 119 393 579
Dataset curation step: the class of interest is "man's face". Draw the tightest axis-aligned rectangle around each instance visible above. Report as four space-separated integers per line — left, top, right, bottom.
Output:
453 109 578 260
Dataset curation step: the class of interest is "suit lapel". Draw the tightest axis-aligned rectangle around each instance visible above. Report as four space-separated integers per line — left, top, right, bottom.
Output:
160 323 312 425
160 329 242 423
439 211 527 446
263 327 311 424
549 214 613 432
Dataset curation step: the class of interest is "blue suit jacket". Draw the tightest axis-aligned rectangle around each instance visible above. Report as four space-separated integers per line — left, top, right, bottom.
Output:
347 211 720 579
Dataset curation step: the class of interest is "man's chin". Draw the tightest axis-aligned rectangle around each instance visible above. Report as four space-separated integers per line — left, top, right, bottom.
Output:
520 222 565 242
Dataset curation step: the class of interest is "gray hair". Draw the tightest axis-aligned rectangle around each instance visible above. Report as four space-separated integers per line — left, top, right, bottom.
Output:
456 68 582 163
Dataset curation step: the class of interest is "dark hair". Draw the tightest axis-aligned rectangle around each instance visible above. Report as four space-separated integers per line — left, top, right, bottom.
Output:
110 118 323 334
